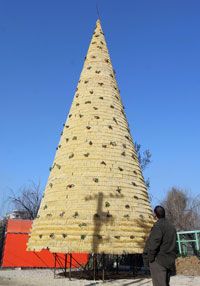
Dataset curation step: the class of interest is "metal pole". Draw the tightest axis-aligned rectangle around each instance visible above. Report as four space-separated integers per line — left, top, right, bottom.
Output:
54 253 57 279
195 232 200 252
93 254 96 281
102 253 105 282
116 255 119 274
177 233 182 255
64 254 67 277
132 254 135 276
69 253 72 280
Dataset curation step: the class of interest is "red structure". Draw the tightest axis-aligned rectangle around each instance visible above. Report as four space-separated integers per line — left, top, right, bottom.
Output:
1 219 88 268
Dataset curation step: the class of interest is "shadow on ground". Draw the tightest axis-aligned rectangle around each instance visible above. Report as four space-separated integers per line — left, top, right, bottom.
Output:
56 270 151 284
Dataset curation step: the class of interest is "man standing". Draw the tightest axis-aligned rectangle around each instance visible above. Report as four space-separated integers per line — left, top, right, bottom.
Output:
143 205 177 286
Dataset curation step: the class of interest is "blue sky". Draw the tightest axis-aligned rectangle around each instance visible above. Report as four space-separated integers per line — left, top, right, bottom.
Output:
0 0 200 216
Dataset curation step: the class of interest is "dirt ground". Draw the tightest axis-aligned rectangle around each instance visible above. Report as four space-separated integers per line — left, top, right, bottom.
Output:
0 269 200 286
176 256 200 276
0 257 200 286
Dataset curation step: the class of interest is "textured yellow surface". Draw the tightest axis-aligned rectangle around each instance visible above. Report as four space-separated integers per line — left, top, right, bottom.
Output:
28 20 154 254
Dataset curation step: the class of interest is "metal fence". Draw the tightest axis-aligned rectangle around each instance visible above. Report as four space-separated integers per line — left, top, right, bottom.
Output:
177 230 200 256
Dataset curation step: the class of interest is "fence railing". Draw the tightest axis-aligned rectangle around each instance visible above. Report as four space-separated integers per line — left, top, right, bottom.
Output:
177 230 200 256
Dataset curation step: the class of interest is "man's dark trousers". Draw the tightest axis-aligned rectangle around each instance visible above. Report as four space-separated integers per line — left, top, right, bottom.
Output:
150 261 171 286
143 218 176 286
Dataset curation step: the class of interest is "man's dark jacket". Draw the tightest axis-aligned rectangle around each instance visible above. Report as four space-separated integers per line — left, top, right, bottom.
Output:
143 218 177 270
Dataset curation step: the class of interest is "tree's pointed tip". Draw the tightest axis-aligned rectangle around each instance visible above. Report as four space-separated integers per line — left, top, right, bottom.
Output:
96 18 101 26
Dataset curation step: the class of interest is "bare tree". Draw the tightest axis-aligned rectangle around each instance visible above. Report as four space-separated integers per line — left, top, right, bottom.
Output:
9 182 42 219
0 217 7 259
135 142 152 171
135 142 152 188
162 187 200 231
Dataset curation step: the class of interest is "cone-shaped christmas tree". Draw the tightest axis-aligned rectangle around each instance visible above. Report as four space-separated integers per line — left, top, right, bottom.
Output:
28 20 154 254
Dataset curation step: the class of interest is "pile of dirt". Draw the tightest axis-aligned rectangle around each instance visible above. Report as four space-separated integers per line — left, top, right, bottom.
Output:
176 256 200 276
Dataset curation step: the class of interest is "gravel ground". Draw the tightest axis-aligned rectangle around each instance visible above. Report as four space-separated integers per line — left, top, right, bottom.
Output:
0 269 200 286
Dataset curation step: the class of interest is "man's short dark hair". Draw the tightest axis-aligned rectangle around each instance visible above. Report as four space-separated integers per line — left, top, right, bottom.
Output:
154 205 165 219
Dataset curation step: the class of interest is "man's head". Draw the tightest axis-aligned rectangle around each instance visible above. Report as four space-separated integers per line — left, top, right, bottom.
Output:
154 205 165 219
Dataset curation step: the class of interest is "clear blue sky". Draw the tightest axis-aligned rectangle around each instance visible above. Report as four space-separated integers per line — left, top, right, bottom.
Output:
0 0 200 216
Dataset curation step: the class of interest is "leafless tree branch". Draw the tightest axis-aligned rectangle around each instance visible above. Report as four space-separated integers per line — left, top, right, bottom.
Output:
161 187 200 230
9 181 42 219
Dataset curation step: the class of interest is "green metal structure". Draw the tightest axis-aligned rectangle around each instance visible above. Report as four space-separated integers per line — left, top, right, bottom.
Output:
177 230 200 256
